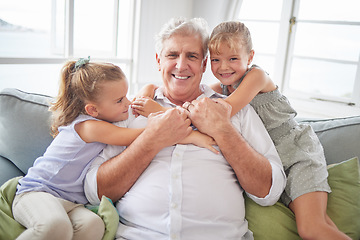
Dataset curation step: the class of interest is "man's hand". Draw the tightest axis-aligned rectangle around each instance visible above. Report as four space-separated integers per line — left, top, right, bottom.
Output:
96 107 192 201
144 107 193 150
184 98 233 138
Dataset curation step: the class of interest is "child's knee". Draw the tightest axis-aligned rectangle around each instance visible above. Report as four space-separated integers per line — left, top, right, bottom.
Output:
36 217 73 240
73 214 105 240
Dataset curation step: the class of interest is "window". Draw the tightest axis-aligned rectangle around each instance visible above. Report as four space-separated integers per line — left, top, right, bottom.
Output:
236 0 283 84
286 0 360 104
235 0 360 112
0 0 136 96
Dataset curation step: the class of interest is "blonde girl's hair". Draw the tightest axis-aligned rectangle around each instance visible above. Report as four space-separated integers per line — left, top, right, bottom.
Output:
50 60 126 137
209 21 253 54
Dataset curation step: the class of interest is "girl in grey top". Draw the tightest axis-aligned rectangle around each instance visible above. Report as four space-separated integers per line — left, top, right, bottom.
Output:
208 21 350 240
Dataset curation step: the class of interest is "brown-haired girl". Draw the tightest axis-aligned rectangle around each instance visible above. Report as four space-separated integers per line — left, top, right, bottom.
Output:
12 57 141 240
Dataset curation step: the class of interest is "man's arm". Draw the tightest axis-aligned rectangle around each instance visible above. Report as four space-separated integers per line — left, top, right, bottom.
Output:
93 108 192 202
187 98 284 199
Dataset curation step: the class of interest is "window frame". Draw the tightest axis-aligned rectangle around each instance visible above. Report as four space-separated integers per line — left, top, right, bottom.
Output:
0 0 138 95
233 0 360 110
284 0 360 106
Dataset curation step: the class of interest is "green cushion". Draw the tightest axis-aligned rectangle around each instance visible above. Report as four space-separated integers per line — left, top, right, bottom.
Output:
0 177 25 240
0 177 119 240
245 157 360 239
97 195 119 240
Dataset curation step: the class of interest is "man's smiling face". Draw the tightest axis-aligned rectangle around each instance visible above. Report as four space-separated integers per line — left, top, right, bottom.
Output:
156 33 207 105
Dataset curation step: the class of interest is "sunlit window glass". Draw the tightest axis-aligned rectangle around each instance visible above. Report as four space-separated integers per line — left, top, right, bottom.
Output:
0 0 57 58
0 64 62 96
237 0 282 82
239 0 282 21
298 0 360 22
289 59 356 98
293 23 360 62
117 0 133 59
73 0 115 57
288 0 360 101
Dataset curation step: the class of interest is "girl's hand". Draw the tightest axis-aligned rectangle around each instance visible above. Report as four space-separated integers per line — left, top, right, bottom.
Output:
181 130 219 154
131 96 167 117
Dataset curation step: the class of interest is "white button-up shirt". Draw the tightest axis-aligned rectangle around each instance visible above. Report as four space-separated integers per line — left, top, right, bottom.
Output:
85 84 286 240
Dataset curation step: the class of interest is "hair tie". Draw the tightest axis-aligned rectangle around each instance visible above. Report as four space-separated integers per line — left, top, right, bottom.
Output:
75 56 90 70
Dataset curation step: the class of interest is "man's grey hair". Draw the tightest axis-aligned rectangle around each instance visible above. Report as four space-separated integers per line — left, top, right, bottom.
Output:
155 17 210 59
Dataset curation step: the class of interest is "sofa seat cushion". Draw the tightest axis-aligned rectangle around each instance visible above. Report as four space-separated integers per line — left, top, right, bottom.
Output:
245 157 360 239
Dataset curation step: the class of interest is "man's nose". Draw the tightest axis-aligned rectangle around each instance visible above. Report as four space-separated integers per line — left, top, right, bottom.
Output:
175 55 188 71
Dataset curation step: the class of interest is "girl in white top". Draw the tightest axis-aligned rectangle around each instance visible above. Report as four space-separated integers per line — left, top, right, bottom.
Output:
12 57 217 240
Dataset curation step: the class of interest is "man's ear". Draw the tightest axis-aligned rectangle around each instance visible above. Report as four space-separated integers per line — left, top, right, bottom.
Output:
156 53 161 71
84 103 99 117
202 56 208 73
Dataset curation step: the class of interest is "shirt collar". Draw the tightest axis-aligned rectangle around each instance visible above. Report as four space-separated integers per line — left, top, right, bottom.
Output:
154 84 225 106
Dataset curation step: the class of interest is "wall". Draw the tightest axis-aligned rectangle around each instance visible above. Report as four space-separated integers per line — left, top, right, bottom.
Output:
134 0 193 93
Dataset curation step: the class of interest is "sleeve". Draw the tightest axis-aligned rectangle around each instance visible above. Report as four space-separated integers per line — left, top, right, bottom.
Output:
84 144 127 205
84 154 105 205
84 119 129 205
84 120 129 205
236 105 286 206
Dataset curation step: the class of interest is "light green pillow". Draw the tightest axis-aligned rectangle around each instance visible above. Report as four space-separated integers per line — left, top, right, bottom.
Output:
0 176 119 240
97 195 119 240
0 177 25 240
245 157 360 240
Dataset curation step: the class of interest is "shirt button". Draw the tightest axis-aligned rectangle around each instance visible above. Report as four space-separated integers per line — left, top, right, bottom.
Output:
171 233 178 239
171 202 178 209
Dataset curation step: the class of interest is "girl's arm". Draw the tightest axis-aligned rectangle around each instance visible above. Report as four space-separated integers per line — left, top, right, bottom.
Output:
132 83 169 117
225 68 275 117
210 82 223 94
133 83 158 100
179 130 219 154
75 117 218 154
75 120 143 146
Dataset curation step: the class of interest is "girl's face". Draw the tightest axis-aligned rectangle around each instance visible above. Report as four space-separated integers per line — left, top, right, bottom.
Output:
210 43 254 87
93 80 130 122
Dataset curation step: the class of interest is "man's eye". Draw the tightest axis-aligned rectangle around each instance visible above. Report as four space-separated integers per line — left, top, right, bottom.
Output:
189 55 198 59
167 54 177 58
211 59 219 62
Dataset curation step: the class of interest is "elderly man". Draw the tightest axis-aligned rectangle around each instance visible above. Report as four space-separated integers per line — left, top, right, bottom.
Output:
85 17 286 240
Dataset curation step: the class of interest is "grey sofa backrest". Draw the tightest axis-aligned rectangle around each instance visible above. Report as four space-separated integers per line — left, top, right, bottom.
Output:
0 88 53 184
299 117 360 165
1 88 360 186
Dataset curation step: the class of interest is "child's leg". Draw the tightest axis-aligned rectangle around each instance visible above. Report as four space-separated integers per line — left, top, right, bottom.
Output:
12 192 73 240
68 205 105 240
289 191 351 240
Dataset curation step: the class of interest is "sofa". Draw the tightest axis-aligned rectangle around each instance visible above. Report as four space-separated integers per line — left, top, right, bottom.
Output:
0 88 359 239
